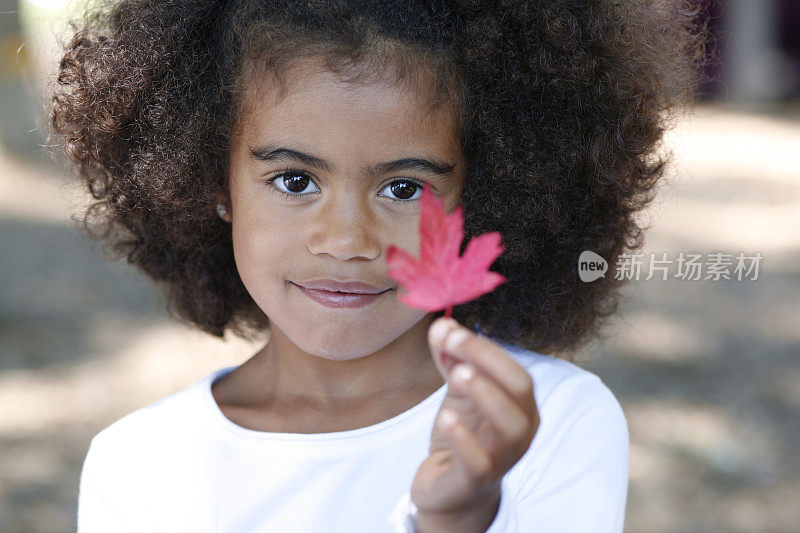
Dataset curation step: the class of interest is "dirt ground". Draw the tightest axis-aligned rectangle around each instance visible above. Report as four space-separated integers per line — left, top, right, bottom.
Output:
0 103 798 532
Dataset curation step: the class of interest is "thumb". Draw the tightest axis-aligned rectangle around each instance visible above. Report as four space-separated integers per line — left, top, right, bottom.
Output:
427 317 466 380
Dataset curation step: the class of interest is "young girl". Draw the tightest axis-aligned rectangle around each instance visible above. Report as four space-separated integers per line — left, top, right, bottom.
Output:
48 0 706 531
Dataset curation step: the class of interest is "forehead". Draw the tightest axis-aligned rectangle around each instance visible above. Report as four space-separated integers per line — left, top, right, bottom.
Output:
233 58 462 160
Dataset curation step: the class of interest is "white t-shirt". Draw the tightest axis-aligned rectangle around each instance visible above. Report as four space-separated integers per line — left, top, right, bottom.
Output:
77 340 629 532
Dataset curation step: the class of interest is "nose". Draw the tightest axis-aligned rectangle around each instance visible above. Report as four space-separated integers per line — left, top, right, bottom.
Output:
307 196 381 261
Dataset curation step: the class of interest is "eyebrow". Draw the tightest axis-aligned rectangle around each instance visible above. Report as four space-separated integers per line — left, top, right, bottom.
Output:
249 144 456 178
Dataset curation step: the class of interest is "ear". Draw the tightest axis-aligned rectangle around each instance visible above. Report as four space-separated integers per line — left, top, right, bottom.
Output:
214 189 231 222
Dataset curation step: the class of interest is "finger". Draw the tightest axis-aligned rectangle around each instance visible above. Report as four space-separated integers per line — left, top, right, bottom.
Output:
427 318 461 380
431 318 536 418
449 362 537 463
437 408 496 488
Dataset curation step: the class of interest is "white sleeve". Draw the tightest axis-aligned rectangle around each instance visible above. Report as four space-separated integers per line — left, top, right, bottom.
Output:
388 475 516 533
77 437 133 533
388 375 629 532
388 490 418 532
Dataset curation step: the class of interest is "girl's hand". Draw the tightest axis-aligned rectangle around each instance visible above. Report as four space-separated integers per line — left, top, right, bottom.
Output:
410 317 540 533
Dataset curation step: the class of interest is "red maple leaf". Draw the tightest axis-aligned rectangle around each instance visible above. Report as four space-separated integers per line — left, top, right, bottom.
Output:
386 182 507 318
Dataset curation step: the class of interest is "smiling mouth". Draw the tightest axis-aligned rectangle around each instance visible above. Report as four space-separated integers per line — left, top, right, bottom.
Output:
324 288 392 294
293 283 393 308
291 279 395 294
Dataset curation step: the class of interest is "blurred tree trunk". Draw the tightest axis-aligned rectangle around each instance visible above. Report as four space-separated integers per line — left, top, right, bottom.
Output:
0 0 19 35
0 0 45 161
724 0 790 104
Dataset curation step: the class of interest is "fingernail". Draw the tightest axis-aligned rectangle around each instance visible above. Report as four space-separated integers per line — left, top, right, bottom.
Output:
445 328 470 353
430 318 454 345
439 408 457 428
452 363 474 383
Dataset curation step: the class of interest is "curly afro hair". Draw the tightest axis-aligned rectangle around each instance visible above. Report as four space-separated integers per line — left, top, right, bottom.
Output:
47 0 709 361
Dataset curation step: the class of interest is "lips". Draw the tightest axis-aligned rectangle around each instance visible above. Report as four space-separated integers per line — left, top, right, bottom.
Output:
294 278 393 294
294 284 392 309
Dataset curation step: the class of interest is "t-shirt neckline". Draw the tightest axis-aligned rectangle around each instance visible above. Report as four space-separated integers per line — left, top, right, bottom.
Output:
201 365 449 443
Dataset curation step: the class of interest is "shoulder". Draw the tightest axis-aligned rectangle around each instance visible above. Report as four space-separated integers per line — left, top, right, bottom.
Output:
77 370 225 528
493 337 626 420
492 339 629 488
94 379 202 447
477 341 630 530
83 369 221 478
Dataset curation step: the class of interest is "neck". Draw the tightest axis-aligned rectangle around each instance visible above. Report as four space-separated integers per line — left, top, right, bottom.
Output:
245 315 444 410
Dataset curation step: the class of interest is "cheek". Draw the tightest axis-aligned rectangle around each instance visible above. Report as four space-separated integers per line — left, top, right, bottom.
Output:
395 231 421 259
382 215 420 260
231 210 293 285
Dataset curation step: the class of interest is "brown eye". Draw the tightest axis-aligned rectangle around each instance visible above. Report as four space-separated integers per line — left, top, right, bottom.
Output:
278 173 313 193
268 171 320 198
265 172 423 204
380 179 424 203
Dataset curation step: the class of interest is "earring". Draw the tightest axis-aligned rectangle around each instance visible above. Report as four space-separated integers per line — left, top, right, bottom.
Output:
216 203 227 218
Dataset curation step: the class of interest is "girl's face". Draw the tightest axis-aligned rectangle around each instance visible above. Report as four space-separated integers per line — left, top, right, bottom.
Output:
223 58 465 363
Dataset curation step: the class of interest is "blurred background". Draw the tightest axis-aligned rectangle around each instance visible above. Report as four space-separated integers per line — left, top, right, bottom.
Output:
1 0 798 531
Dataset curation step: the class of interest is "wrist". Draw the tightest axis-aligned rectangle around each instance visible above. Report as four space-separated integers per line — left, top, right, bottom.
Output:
415 487 502 533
